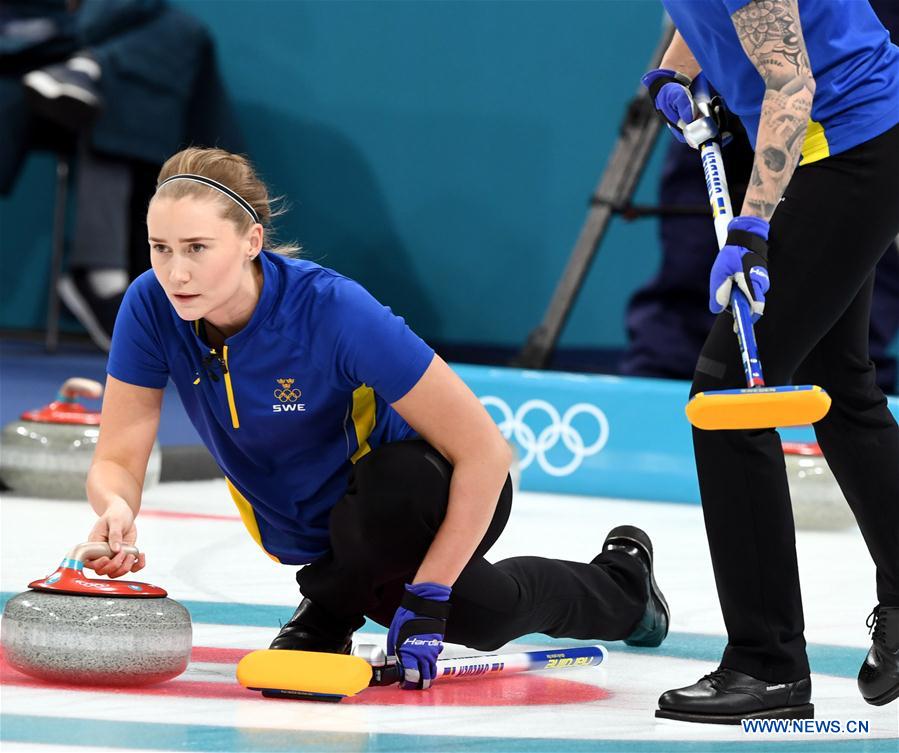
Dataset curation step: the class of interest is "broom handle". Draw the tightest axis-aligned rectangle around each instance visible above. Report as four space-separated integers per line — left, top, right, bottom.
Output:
436 645 607 679
368 645 607 686
689 76 765 388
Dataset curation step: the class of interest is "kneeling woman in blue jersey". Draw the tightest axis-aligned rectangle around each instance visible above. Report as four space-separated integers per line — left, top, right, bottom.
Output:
83 147 668 689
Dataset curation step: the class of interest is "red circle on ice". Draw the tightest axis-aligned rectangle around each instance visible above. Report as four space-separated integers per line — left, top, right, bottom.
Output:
343 673 610 706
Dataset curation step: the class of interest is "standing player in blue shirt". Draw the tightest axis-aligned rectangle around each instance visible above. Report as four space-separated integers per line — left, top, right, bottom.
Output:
80 147 669 690
643 0 899 723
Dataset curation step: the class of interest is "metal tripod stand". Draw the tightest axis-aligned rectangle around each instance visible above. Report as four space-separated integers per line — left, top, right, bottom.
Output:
513 23 686 369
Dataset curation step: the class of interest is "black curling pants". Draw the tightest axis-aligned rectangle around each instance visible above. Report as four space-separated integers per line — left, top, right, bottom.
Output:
297 439 647 651
691 122 899 683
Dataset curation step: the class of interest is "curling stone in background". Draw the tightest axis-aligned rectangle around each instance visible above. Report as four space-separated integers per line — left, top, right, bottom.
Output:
784 441 856 531
1 542 192 686
0 378 161 499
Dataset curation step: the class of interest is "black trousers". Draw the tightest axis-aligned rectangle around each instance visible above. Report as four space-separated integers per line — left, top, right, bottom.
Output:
297 440 647 651
691 122 899 683
69 145 132 271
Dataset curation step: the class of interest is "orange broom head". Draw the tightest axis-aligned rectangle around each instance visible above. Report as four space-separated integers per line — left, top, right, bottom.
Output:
686 385 831 431
237 649 373 697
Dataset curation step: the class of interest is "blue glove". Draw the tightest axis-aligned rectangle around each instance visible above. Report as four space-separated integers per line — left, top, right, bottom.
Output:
709 215 771 321
641 68 695 143
387 582 451 690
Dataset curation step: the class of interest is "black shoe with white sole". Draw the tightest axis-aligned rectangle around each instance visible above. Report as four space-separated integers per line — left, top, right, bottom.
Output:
656 668 814 724
600 525 670 647
23 54 102 130
57 270 123 352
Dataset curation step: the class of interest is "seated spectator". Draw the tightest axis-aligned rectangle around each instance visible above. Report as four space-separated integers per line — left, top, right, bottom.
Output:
0 0 243 349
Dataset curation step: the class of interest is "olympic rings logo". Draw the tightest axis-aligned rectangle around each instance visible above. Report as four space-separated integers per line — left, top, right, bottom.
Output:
273 388 303 403
480 397 609 477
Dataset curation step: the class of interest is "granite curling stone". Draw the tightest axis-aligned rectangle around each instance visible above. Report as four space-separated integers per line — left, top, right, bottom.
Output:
784 441 856 531
1 542 192 686
0 377 161 499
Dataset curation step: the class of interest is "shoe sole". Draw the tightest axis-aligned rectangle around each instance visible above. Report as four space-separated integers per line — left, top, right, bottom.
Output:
863 681 899 706
23 71 100 130
606 525 671 647
655 703 815 725
57 277 112 351
23 70 100 107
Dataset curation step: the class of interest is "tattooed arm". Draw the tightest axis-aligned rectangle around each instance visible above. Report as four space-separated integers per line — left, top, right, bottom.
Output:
732 0 816 220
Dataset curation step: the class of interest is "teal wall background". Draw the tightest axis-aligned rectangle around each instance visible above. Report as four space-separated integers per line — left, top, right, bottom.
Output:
0 152 60 334
0 0 669 350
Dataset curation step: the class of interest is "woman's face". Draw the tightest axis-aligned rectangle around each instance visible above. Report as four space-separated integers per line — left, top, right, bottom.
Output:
147 195 261 323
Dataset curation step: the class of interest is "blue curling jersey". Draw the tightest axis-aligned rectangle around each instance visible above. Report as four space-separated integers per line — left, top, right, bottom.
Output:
108 251 435 565
663 0 899 163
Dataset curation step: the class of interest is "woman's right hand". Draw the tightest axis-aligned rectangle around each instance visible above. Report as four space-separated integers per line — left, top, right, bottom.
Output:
84 498 146 578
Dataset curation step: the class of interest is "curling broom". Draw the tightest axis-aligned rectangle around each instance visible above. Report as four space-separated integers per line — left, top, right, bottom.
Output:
237 644 607 702
682 77 830 431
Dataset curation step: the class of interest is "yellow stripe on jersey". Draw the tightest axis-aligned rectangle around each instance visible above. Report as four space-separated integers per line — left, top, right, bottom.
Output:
222 345 240 429
800 119 830 165
226 478 281 563
350 384 377 463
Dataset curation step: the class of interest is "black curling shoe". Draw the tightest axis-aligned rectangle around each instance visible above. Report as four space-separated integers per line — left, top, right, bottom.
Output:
602 525 669 647
859 605 899 706
656 669 814 724
269 598 360 654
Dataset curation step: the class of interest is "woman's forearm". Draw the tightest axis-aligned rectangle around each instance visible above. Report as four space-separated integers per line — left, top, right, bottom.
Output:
389 356 512 587
660 29 701 79
86 377 162 520
413 447 510 586
87 459 143 517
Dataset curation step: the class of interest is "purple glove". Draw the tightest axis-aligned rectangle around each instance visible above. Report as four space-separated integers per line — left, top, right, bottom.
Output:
387 582 451 690
710 215 771 321
641 68 695 143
